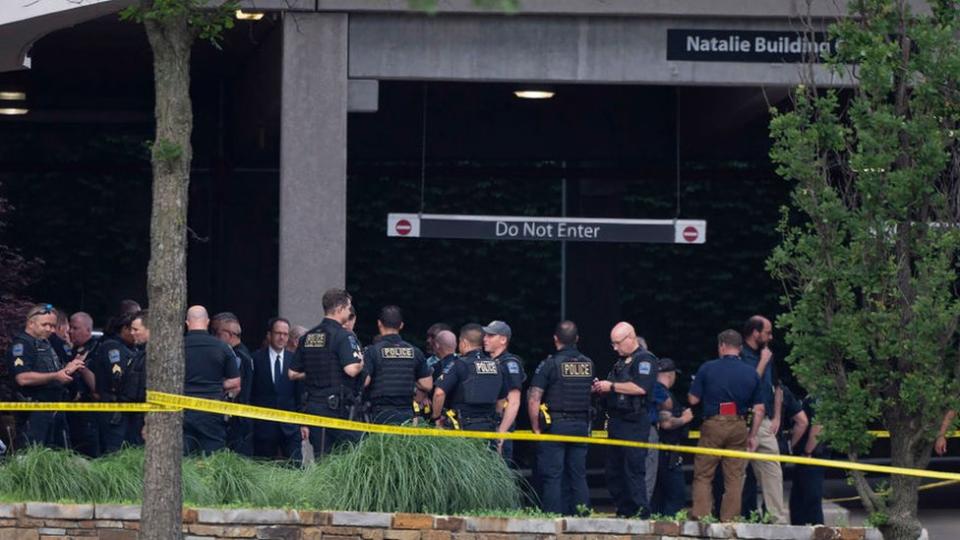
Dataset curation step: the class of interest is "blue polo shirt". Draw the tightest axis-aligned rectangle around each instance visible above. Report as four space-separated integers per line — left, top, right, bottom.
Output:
689 355 763 417
740 344 775 418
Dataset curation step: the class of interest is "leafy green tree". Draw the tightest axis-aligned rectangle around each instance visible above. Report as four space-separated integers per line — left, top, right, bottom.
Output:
116 1 516 538
768 1 960 538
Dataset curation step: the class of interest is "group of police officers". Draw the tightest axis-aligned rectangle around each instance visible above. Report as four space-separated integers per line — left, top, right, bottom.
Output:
1 290 825 524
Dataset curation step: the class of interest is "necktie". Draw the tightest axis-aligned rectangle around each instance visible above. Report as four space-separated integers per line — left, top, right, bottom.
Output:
274 352 282 388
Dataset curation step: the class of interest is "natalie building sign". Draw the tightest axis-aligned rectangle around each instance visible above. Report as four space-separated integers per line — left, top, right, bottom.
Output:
667 29 837 63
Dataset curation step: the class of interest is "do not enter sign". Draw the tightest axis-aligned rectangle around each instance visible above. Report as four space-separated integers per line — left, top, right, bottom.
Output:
682 226 699 243
395 219 412 236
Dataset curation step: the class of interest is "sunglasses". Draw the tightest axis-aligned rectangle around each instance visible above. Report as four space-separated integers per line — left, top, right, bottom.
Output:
28 303 55 319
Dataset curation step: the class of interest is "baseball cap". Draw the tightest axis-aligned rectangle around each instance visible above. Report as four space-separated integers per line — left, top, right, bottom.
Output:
482 320 512 339
658 357 681 373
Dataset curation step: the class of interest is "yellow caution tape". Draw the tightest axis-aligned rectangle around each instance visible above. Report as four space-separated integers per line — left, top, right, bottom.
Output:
825 479 960 503
0 401 174 412
142 392 960 482
3 394 959 482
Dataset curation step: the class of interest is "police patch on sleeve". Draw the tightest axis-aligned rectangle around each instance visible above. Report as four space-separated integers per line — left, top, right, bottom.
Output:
637 361 651 375
11 343 23 357
108 349 121 363
507 361 521 374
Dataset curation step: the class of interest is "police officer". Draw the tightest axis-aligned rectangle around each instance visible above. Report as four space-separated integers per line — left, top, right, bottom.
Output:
424 323 452 374
65 311 99 456
432 323 503 433
288 288 364 457
650 358 693 516
214 314 255 456
688 329 764 522
483 320 525 459
9 304 86 448
363 305 433 425
528 320 594 515
789 393 824 525
183 305 241 455
120 311 150 446
592 321 658 518
430 330 458 382
91 311 138 454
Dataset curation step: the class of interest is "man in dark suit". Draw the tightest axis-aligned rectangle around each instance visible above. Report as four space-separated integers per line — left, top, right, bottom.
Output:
250 317 302 461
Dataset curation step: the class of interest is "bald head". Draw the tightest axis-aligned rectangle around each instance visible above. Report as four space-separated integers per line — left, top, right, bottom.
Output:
186 306 210 331
434 330 457 358
610 321 640 357
69 312 94 347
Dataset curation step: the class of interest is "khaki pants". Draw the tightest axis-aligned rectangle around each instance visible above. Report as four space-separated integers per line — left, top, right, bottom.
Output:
692 416 747 521
750 417 788 524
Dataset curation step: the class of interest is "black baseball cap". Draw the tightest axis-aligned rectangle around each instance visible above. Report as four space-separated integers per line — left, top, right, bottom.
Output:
658 357 681 373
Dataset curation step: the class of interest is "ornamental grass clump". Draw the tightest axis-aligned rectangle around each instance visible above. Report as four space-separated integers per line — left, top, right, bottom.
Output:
0 434 527 515
0 444 97 503
310 433 526 514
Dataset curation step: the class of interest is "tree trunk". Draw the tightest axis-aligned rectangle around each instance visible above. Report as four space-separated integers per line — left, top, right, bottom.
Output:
140 5 194 540
880 418 926 540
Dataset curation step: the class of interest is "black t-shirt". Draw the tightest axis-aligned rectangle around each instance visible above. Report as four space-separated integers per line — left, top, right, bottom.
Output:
184 330 240 399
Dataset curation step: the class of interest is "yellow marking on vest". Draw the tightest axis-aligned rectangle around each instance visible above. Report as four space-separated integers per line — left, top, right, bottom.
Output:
561 362 593 377
382 347 414 359
304 333 327 348
475 361 498 374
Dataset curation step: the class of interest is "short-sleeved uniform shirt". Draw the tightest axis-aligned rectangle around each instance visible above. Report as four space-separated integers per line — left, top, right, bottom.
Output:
795 396 822 456
290 318 363 404
432 353 457 382
364 334 431 406
7 332 65 401
530 345 594 414
92 335 135 401
184 330 239 399
437 349 505 416
606 349 658 419
740 344 775 418
689 354 763 417
495 351 526 395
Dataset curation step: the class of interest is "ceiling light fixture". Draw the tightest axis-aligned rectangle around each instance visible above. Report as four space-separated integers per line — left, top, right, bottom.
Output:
235 9 265 20
514 90 555 99
0 91 26 101
0 108 28 115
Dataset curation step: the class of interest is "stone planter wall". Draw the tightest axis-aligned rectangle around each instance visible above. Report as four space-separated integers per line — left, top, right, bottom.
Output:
0 502 882 540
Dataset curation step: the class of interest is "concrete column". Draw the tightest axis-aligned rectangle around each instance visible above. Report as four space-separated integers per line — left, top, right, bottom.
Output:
280 12 348 327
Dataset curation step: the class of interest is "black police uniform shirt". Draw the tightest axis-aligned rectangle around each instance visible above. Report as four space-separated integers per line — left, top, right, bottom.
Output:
92 335 135 401
184 330 240 399
606 349 658 420
779 385 803 437
436 349 505 416
740 344 775 418
530 346 594 416
655 382 690 445
795 396 823 457
66 337 99 400
364 334 431 407
233 343 255 405
689 354 763 417
8 332 66 401
289 318 363 404
432 353 457 382
494 351 526 399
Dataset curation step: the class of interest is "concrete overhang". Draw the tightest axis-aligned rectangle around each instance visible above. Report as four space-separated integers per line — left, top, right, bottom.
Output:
0 0 134 73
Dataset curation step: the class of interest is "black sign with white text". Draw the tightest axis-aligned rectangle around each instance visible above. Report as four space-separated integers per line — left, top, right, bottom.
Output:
667 29 836 63
387 214 707 244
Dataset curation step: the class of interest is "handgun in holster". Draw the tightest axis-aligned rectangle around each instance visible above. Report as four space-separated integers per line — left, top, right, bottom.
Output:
539 403 552 428
445 409 461 430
